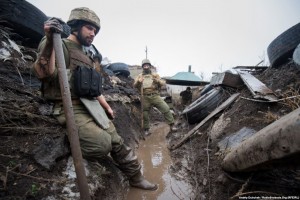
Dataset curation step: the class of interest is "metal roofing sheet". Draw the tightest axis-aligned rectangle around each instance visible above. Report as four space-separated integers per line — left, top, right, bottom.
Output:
167 72 202 82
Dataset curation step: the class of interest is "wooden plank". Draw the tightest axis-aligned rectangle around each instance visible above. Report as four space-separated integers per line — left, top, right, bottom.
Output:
240 95 300 103
237 70 278 101
169 93 240 150
222 106 300 172
233 66 268 75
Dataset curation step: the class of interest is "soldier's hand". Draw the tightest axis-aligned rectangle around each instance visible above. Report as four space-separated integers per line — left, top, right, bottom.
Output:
138 77 144 83
106 108 115 119
44 17 63 37
153 78 159 83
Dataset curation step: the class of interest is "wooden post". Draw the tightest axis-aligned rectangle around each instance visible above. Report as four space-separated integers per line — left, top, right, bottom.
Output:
145 46 148 59
222 106 300 172
141 86 144 130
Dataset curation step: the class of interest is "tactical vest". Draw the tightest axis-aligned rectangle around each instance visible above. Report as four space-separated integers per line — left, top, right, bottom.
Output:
142 74 160 94
42 39 95 100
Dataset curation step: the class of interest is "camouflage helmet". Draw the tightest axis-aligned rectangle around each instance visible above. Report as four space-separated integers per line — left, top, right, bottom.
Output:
141 59 151 67
67 7 100 33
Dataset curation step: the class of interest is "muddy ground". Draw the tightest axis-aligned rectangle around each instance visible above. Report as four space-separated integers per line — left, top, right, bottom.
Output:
1 26 300 200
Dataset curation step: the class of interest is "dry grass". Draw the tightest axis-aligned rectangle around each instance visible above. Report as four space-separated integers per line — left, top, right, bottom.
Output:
253 87 300 124
0 20 13 39
257 109 279 124
280 87 300 110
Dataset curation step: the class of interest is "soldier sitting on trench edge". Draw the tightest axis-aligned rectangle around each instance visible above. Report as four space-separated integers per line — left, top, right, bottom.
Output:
32 7 157 191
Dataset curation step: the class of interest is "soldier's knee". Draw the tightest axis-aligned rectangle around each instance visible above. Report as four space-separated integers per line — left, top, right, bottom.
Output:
80 130 113 158
82 141 112 158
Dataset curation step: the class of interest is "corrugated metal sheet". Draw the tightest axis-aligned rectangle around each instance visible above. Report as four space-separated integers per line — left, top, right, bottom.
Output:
237 70 278 101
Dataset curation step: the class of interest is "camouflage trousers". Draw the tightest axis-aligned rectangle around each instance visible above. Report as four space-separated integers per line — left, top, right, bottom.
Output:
53 103 123 158
143 94 174 130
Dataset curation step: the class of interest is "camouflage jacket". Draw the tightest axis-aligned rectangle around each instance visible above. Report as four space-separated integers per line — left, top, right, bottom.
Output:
34 38 96 100
133 72 165 95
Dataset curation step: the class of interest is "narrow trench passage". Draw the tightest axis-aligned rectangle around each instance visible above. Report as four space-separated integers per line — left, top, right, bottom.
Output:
126 122 192 200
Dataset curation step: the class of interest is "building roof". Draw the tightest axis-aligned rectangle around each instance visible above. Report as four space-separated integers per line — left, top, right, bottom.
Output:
170 72 202 81
165 72 206 86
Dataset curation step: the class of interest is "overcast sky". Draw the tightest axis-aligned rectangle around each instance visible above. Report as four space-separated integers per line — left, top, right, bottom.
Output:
27 0 300 81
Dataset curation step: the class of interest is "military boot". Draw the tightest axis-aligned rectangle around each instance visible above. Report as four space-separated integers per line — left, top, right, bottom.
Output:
166 124 178 139
169 123 178 132
129 171 158 190
144 129 151 136
111 144 157 190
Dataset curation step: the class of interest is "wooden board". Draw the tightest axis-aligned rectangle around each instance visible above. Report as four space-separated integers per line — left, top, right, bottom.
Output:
169 93 240 150
237 70 278 101
222 107 300 172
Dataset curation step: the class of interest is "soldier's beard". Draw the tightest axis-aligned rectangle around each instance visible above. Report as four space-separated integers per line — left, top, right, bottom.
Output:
143 69 151 74
77 29 92 47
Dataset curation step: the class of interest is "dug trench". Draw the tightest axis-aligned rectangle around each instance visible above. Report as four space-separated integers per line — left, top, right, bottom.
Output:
1 28 300 199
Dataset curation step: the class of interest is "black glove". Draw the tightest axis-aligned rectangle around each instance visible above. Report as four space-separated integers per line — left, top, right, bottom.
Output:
44 17 64 33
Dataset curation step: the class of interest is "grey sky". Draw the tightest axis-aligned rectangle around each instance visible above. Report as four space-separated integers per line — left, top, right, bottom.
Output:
27 0 300 80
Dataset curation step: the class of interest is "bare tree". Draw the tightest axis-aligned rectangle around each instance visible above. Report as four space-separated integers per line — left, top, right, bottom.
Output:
218 64 223 72
258 51 269 66
198 71 205 80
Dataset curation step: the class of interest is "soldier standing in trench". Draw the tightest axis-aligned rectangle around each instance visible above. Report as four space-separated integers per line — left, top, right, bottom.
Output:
180 87 192 107
134 59 178 136
32 7 157 190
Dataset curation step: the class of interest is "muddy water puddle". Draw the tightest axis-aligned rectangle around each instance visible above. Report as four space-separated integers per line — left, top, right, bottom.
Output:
126 123 193 200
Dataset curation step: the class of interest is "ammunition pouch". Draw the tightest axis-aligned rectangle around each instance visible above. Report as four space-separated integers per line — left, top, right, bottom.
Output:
74 65 102 97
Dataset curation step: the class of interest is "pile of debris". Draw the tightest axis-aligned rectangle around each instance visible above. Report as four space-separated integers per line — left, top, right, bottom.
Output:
168 58 300 199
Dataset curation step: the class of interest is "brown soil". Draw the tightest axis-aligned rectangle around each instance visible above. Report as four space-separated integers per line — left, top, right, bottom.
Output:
1 26 300 200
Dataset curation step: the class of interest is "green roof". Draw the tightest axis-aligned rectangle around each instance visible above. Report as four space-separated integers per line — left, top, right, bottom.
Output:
168 72 202 82
164 72 203 86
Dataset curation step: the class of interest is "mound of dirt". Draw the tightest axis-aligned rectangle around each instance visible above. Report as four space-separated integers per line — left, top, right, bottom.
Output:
0 25 143 199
